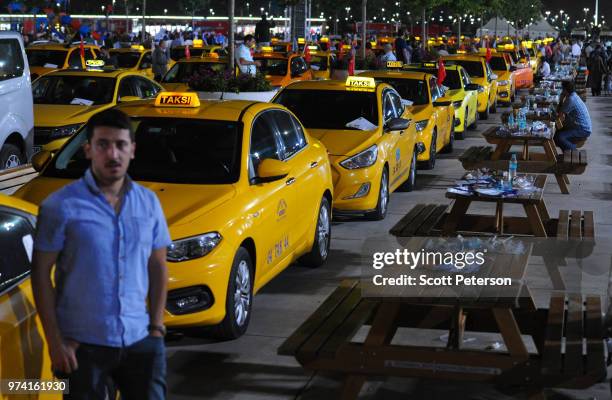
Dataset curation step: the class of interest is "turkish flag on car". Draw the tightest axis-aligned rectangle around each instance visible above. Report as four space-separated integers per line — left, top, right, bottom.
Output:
348 53 355 76
485 45 492 63
80 39 85 59
437 59 446 86
185 45 191 59
304 44 311 63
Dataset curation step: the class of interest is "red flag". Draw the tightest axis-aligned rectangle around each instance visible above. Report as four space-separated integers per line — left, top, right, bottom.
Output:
185 45 191 59
485 45 492 63
338 43 344 61
348 54 355 76
304 44 311 63
437 59 446 86
79 39 85 59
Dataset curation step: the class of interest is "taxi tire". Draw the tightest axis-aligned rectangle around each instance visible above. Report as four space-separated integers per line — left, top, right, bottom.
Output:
479 103 489 120
442 127 454 154
468 108 478 130
491 100 497 114
422 132 437 170
214 247 253 340
456 115 467 140
397 148 417 192
366 168 389 221
0 144 24 170
299 197 331 268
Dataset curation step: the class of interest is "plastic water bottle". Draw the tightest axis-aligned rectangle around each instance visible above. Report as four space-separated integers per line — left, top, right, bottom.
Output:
508 113 515 129
509 153 518 185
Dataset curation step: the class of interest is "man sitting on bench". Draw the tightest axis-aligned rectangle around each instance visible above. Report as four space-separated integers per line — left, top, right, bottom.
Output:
554 81 592 150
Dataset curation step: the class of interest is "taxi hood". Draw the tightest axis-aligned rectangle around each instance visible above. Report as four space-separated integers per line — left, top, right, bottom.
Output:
15 177 237 227
34 104 110 127
408 105 431 120
307 128 379 156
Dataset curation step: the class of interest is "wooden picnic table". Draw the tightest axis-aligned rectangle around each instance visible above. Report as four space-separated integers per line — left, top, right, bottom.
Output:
483 126 557 162
279 236 606 398
443 174 550 237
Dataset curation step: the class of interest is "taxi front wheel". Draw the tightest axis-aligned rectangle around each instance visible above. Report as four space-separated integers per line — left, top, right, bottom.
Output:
299 196 331 268
0 144 24 170
479 103 489 120
397 148 417 192
214 247 253 340
366 168 389 221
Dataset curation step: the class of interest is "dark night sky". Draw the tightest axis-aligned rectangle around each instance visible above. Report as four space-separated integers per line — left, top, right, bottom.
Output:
542 0 610 22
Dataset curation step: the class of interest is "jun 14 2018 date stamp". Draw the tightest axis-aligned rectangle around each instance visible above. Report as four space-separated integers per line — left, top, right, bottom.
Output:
0 379 68 394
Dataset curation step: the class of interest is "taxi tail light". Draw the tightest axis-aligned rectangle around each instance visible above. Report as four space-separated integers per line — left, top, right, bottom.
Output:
167 232 222 262
166 286 214 315
339 145 378 170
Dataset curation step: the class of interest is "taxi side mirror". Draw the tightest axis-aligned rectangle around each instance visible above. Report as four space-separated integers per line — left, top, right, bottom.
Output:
31 150 52 172
384 118 411 132
119 96 141 102
255 158 291 183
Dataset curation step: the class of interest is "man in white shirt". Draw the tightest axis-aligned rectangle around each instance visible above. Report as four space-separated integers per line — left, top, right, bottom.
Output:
571 41 581 57
380 44 397 63
540 58 551 77
237 34 260 75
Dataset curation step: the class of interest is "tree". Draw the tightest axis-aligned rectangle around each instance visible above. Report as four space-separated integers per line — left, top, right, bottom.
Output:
501 0 542 32
444 0 482 44
404 0 447 45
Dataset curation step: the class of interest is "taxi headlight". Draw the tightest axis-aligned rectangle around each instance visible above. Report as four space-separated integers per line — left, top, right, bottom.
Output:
340 145 378 169
50 123 83 139
167 232 222 262
498 80 509 86
415 120 429 132
452 100 463 108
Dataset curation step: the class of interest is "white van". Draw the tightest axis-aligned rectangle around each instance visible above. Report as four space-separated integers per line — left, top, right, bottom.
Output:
0 31 33 170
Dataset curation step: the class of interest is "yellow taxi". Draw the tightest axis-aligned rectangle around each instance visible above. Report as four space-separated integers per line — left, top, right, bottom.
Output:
169 41 227 63
441 54 498 120
268 41 293 54
15 92 334 339
273 77 422 220
470 50 516 105
31 66 162 153
497 44 534 89
403 62 479 139
358 69 455 169
254 49 314 88
0 194 56 397
160 56 229 92
306 46 335 80
26 41 100 80
109 45 154 79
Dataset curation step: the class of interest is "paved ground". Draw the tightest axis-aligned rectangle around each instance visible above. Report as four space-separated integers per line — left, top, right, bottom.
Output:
152 94 612 398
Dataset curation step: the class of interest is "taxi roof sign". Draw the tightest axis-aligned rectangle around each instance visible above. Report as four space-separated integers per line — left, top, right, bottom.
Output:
86 59 105 70
298 38 305 44
193 39 204 48
320 37 329 43
307 45 318 50
131 44 145 51
423 62 436 68
154 92 200 108
261 46 273 52
346 76 376 91
386 61 403 69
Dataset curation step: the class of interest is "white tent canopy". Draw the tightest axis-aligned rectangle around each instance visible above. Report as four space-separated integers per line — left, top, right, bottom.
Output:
477 17 558 38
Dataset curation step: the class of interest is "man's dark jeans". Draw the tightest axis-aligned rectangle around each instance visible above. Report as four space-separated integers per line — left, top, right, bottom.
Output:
554 127 591 150
63 336 166 400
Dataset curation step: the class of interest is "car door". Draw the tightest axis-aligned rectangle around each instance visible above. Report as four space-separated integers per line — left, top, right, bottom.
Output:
381 89 404 189
429 77 450 148
248 111 297 285
461 68 478 123
387 90 414 187
0 207 50 383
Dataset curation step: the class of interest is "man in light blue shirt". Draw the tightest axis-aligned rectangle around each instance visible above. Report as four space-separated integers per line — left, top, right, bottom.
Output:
32 109 171 399
555 80 592 151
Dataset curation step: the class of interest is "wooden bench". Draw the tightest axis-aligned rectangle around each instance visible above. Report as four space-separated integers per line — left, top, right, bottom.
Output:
569 137 586 149
554 209 594 240
388 203 448 237
538 294 606 392
459 146 587 194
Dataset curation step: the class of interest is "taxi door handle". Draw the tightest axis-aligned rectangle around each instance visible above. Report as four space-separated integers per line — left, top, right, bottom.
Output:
399 130 405 135
286 177 296 186
310 161 318 168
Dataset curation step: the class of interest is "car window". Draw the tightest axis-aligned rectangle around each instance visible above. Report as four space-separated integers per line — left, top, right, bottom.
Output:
0 38 25 81
273 110 307 159
452 60 484 78
68 49 82 69
134 77 160 98
118 77 137 98
388 91 404 117
0 210 34 294
250 112 283 176
91 48 101 59
460 68 471 87
430 78 441 101
485 62 494 81
32 75 116 105
383 91 397 121
140 52 152 68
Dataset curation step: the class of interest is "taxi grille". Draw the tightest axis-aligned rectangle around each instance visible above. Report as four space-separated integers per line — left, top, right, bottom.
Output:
34 127 54 145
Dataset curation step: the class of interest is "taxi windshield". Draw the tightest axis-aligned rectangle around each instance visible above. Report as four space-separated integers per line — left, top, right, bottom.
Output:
274 89 378 130
374 78 429 105
170 48 206 61
451 60 484 78
255 58 288 76
309 55 328 71
489 57 508 71
32 75 115 105
114 52 141 68
43 118 243 184
162 62 227 83
26 49 67 67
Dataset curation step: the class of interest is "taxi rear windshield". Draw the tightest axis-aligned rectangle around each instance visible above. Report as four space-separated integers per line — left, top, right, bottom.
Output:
170 48 205 61
274 89 378 130
32 75 115 105
43 118 243 184
375 78 429 105
113 52 141 68
26 49 67 67
489 57 507 71
255 58 288 76
450 60 484 78
162 62 227 83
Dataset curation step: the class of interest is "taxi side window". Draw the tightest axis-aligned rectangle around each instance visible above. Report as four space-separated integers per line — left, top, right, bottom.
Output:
486 63 494 82
0 210 34 294
382 92 397 122
140 52 152 69
0 38 25 81
274 111 306 159
118 77 137 98
91 48 101 59
134 77 160 98
389 92 404 117
430 78 441 101
460 69 471 87
250 112 283 177
68 49 82 69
